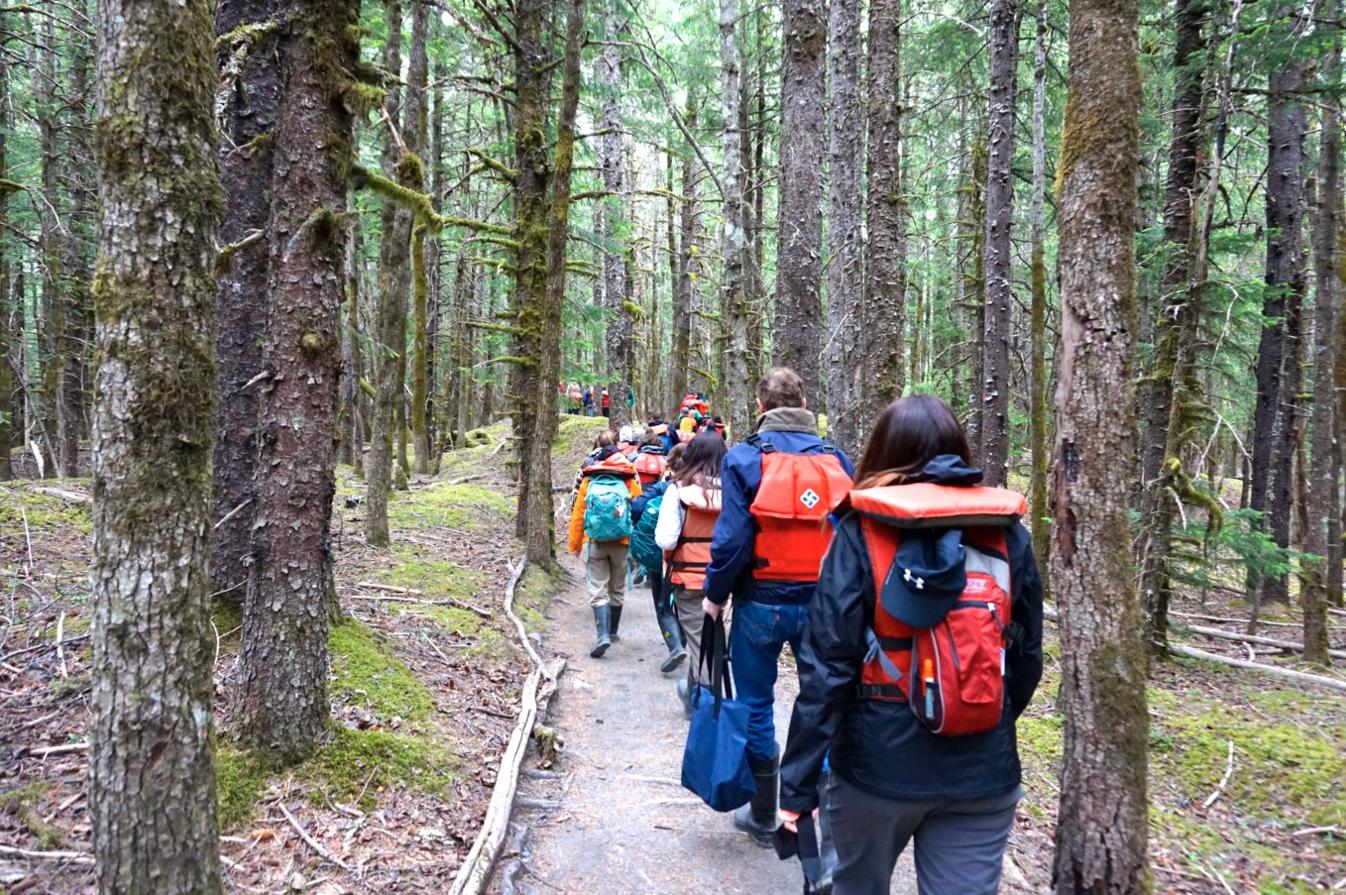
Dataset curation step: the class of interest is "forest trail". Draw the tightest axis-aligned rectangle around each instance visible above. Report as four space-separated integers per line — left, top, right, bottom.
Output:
507 554 918 895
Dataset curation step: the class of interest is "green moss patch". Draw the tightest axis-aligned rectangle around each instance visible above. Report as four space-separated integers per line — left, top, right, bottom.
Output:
299 726 456 811
387 482 512 531
216 742 273 830
329 620 435 724
0 483 93 536
0 782 65 849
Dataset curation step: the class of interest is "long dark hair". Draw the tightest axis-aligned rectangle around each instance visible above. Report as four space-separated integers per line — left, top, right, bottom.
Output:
676 432 728 488
854 395 973 488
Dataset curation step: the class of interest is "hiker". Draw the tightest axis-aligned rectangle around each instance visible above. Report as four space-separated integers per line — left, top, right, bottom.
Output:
777 395 1044 895
618 425 642 459
567 381 583 414
568 451 642 657
702 367 854 846
630 446 688 674
582 386 595 416
571 430 619 502
601 387 611 418
655 432 727 713
633 433 669 485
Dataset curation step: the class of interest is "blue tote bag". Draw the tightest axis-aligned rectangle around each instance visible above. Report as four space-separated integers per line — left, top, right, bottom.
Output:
680 614 756 812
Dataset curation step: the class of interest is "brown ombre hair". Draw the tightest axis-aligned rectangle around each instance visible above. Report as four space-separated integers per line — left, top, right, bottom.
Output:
854 395 973 489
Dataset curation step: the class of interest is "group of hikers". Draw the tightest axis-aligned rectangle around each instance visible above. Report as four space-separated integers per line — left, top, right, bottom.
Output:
564 368 1044 895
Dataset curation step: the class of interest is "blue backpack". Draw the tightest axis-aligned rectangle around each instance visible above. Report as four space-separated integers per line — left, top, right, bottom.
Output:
584 475 633 542
629 493 665 573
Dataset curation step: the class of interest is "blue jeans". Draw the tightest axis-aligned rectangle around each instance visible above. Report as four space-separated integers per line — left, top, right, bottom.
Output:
729 599 810 761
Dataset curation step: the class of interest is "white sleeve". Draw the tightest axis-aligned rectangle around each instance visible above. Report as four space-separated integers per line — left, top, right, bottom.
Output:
654 485 685 551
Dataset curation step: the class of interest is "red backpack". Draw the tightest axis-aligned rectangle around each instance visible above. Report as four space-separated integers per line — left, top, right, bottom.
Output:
633 451 666 485
747 436 852 583
850 483 1026 736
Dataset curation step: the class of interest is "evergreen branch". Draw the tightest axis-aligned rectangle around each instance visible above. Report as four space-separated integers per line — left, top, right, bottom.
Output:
465 147 518 182
352 165 513 236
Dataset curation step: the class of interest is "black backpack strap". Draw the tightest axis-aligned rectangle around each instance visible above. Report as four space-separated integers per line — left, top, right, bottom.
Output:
746 433 775 453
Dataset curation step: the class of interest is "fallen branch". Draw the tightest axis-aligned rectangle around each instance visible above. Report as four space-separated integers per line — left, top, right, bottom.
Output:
1177 622 1346 661
54 611 67 679
1201 740 1235 809
1166 643 1346 694
277 799 349 870
26 742 89 757
31 486 91 504
0 844 94 865
350 583 492 619
1291 824 1342 838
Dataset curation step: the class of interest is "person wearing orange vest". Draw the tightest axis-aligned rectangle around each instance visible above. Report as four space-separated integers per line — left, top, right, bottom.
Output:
701 367 855 847
654 433 727 708
777 396 1044 895
632 433 668 485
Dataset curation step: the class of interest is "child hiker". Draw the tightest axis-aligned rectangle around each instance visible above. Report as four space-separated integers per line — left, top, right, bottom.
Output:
567 450 642 657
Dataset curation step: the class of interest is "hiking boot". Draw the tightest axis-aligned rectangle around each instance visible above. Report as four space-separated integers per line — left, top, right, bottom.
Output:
590 605 612 658
609 605 623 642
676 677 692 718
733 753 779 847
658 613 687 673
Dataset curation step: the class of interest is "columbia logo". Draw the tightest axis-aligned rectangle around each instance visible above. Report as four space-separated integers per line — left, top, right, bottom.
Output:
799 488 820 509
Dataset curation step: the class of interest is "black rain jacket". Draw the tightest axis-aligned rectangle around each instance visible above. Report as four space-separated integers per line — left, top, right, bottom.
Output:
778 466 1044 812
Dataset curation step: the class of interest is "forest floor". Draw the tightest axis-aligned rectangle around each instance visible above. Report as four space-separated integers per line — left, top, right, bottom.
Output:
1 416 1344 895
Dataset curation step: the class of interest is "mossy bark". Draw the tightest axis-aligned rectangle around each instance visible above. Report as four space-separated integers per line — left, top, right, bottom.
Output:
599 7 631 430
0 22 13 482
671 100 700 411
1050 0 1149 887
89 0 224 889
720 0 751 438
236 0 359 763
1028 0 1051 601
964 136 987 453
406 0 432 474
211 0 283 607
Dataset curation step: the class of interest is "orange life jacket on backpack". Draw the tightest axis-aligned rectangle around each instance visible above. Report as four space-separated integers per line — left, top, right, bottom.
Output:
850 484 1026 736
633 451 666 485
669 486 721 590
747 436 853 583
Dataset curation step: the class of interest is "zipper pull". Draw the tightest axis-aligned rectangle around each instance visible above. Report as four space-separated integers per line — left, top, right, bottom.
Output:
922 657 936 721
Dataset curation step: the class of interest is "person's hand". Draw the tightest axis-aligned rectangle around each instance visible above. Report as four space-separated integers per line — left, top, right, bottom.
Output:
702 597 723 619
778 808 801 833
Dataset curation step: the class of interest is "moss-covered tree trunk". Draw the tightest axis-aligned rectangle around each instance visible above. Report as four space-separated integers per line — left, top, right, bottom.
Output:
212 0 282 606
600 5 631 430
964 136 987 452
671 102 700 411
366 0 408 548
862 0 904 441
89 0 224 888
237 0 359 762
1028 0 1051 600
0 21 13 482
525 0 585 568
720 0 751 438
406 0 433 474
36 12 65 478
774 0 825 387
1050 0 1149 886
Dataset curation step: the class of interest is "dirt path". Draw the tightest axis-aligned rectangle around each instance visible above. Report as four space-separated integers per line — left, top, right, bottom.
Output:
507 556 917 895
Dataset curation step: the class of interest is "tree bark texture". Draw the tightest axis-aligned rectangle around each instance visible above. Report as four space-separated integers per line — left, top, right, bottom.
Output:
1249 5 1309 606
237 0 359 762
600 7 631 430
979 0 1019 487
673 111 702 411
212 0 282 606
774 0 825 389
366 0 408 548
862 0 905 446
0 23 14 481
89 0 224 889
720 0 751 438
1050 0 1149 886
1028 0 1051 601
407 0 433 474
825 0 864 456
964 136 987 452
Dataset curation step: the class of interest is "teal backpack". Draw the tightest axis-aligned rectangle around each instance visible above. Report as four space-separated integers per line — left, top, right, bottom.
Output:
584 475 633 542
629 493 665 573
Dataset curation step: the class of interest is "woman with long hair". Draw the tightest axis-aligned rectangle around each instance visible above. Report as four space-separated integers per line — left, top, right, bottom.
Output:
778 395 1044 895
654 432 728 710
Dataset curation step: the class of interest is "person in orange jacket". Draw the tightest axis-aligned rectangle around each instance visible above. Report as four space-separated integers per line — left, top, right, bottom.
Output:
568 449 643 656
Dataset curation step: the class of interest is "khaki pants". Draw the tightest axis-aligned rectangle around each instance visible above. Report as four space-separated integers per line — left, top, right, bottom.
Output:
673 586 710 685
584 540 628 607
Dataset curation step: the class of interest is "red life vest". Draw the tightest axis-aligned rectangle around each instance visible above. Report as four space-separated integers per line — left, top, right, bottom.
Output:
669 495 720 590
633 452 666 485
850 484 1026 737
747 437 852 583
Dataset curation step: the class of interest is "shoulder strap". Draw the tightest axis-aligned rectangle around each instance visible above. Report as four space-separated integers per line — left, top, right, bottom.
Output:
746 433 775 453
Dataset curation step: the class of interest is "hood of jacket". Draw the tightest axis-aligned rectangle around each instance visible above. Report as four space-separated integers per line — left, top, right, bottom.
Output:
753 406 818 435
678 479 722 511
913 454 984 486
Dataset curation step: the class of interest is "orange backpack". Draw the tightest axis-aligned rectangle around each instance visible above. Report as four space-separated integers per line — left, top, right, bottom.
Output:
633 452 666 485
850 484 1026 736
747 436 852 583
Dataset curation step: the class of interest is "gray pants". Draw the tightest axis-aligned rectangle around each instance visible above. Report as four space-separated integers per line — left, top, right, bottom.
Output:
672 586 708 685
828 776 1020 895
583 540 627 607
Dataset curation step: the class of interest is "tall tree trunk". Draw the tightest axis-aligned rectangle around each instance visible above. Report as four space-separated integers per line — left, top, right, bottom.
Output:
366 0 408 548
405 0 432 475
212 0 282 605
1249 4 1310 606
672 110 700 411
965 135 988 451
980 0 1019 486
60 8 94 478
862 0 905 439
720 0 751 437
1138 0 1208 648
825 0 863 456
1302 6 1340 661
1028 0 1051 600
237 0 359 761
89 0 224 888
600 6 630 429
0 21 13 482
774 0 825 387
1051 0 1149 885
36 12 64 478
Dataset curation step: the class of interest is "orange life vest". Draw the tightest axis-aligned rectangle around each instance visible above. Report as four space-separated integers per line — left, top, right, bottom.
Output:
669 501 720 590
633 452 667 485
850 484 1026 736
747 436 852 583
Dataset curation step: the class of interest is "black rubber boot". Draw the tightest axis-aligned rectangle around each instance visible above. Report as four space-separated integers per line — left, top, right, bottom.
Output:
590 605 612 658
733 753 779 847
609 604 623 642
676 677 692 718
658 613 687 673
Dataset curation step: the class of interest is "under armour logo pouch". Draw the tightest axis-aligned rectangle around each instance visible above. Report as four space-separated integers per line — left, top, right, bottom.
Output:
583 474 633 542
850 482 1027 737
747 435 852 583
